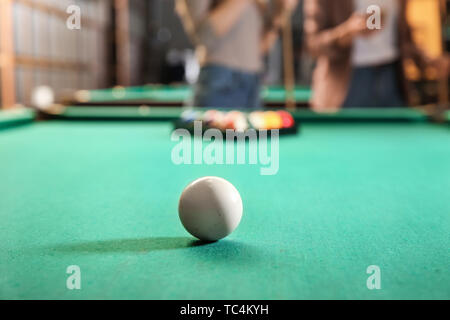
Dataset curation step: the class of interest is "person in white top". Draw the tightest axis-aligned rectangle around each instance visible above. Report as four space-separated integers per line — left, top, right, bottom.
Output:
344 0 405 107
304 0 449 110
352 0 399 67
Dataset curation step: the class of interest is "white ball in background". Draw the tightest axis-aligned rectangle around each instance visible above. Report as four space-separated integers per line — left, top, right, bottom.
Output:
31 86 55 110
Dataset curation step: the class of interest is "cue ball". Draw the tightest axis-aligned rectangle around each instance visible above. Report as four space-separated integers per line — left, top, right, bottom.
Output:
178 177 243 241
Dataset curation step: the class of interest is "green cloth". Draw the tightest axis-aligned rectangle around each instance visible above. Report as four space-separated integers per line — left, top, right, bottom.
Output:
82 85 312 104
0 109 35 129
0 121 449 299
86 85 193 103
37 106 429 123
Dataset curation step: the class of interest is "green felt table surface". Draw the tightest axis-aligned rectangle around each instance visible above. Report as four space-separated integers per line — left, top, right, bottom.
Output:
0 112 449 300
82 85 312 103
44 106 431 122
0 108 35 129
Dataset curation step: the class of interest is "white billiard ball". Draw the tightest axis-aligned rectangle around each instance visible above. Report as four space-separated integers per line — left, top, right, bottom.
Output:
178 177 243 241
31 86 55 111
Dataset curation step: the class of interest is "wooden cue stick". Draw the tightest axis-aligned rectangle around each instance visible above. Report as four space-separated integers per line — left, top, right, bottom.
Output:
282 9 296 110
437 0 449 120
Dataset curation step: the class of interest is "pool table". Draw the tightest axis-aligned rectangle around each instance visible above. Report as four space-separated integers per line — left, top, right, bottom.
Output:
0 106 449 300
73 84 312 108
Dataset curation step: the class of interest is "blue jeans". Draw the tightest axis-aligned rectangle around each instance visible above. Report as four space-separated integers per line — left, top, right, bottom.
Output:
191 65 262 109
342 61 405 108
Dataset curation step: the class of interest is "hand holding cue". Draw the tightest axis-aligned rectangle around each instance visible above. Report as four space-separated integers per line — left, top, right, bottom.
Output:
282 8 296 110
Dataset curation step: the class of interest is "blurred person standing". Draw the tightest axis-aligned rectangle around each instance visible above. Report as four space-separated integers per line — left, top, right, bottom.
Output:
304 0 447 111
177 0 298 109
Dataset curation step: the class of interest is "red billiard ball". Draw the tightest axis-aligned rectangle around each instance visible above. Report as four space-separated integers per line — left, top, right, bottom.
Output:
277 110 295 128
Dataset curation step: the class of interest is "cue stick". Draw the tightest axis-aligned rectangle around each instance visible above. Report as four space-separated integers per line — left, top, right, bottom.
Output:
175 0 207 65
437 0 449 121
282 9 296 111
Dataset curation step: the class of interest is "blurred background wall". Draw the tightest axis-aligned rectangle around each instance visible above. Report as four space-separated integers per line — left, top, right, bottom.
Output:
0 0 449 109
3 0 113 107
0 0 308 108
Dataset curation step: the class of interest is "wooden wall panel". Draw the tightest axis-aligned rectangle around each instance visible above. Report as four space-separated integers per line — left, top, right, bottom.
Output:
0 0 17 109
1 0 112 107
